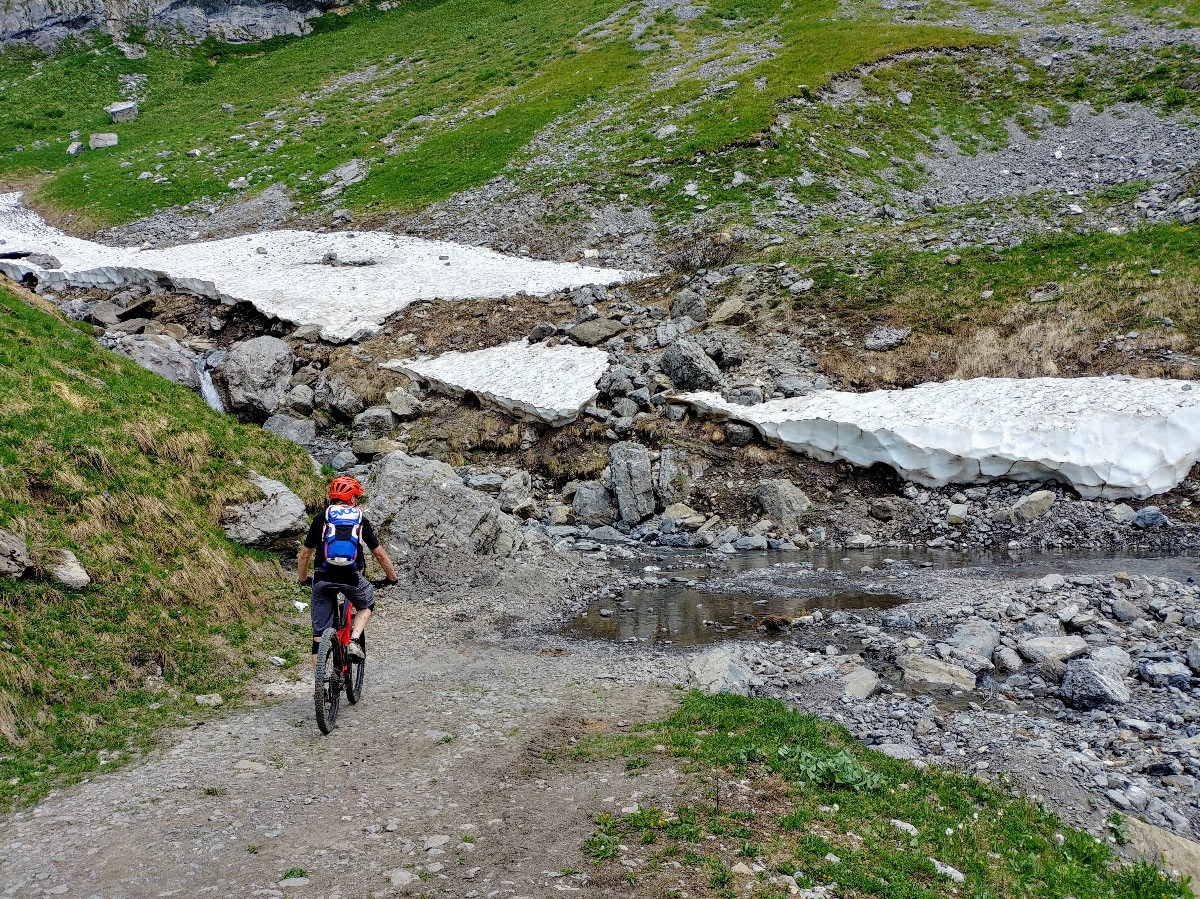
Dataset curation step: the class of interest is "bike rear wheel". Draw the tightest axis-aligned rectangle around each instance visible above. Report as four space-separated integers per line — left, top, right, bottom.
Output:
314 628 342 734
345 634 366 704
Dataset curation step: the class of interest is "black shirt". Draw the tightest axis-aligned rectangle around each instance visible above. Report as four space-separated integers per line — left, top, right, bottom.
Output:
304 503 380 584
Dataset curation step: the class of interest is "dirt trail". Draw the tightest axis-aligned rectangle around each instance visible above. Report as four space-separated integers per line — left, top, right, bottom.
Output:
0 591 676 898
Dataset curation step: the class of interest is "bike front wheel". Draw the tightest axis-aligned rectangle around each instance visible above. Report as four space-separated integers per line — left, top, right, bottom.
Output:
314 628 342 734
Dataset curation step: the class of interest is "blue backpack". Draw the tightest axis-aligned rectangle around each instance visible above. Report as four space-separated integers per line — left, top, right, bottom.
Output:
321 505 363 568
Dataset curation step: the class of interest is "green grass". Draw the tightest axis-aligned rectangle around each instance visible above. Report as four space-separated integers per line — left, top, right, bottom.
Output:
0 0 990 225
584 693 1192 898
0 288 323 808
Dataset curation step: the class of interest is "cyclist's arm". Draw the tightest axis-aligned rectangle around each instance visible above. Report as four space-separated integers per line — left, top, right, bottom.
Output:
372 545 399 583
298 546 315 582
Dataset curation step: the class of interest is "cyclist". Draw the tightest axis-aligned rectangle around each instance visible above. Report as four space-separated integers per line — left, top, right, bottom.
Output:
297 475 398 664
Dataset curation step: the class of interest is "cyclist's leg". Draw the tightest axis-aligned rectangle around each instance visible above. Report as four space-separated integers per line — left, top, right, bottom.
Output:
347 574 376 642
310 581 337 666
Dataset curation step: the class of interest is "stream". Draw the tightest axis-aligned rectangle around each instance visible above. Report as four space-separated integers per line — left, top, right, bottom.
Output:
567 547 1200 646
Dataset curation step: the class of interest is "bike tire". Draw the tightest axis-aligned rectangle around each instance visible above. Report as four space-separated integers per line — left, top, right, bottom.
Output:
314 628 342 734
345 634 366 704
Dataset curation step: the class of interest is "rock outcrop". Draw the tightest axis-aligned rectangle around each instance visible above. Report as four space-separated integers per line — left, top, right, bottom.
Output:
365 451 520 557
222 474 309 547
224 336 295 417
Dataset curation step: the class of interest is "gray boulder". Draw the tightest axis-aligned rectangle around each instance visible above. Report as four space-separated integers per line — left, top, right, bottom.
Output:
654 447 697 506
314 373 365 420
1016 635 1088 664
725 423 756 447
353 406 396 441
110 333 200 389
755 479 811 531
498 471 532 514
660 339 721 390
569 318 623 346
1186 640 1200 675
222 474 309 548
49 549 90 589
385 387 423 420
0 527 30 578
224 336 295 417
1062 649 1132 709
1009 490 1056 523
689 648 751 696
609 442 656 524
1133 506 1170 529
1140 659 1192 688
864 326 911 351
670 290 708 322
365 452 520 557
263 413 316 446
949 620 1000 660
572 481 616 526
899 656 975 690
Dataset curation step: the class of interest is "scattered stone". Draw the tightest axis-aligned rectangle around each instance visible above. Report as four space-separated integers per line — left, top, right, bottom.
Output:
929 858 965 884
385 387 424 420
899 656 975 690
1010 490 1056 523
660 339 721 390
1016 636 1088 664
864 326 911 351
573 481 617 526
49 549 90 589
689 648 751 696
263 413 317 446
194 693 223 706
725 423 756 447
843 666 879 700
1133 506 1170 529
0 527 31 579
755 479 811 531
569 318 624 346
104 100 138 122
89 133 119 150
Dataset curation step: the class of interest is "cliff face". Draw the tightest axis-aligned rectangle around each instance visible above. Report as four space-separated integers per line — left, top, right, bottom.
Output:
0 0 337 49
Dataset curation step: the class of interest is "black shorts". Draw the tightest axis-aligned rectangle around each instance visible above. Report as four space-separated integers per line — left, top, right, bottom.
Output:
311 574 375 636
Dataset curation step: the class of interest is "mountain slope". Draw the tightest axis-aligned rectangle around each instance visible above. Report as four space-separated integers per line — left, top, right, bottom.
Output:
0 285 321 807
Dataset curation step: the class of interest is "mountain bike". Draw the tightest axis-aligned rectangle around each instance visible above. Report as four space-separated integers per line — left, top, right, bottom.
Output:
313 587 367 735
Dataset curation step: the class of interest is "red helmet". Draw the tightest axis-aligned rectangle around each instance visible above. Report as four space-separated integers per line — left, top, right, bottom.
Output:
328 476 364 503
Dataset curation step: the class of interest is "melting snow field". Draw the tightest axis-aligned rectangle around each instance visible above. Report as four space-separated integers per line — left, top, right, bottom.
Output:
0 193 645 341
383 340 609 427
680 377 1200 499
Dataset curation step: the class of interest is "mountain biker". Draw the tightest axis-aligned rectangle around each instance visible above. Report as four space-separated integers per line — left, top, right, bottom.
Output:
297 475 399 664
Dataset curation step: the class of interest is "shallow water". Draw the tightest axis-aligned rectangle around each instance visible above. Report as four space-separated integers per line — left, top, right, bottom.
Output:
568 546 1200 645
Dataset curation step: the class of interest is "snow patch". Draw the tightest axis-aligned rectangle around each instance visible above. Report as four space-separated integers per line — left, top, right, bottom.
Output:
679 377 1200 499
382 340 609 427
0 193 645 342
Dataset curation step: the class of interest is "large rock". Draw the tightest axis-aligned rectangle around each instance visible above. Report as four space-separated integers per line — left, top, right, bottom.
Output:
49 549 90 589
572 481 616 526
609 442 656 524
222 474 309 548
948 620 1000 660
660 339 721 391
263 413 316 446
688 648 751 696
365 452 520 557
109 334 200 389
899 656 975 691
224 336 294 417
0 527 30 578
1009 490 1056 523
569 318 624 347
385 387 423 420
675 377 1200 499
498 471 532 514
1016 635 1088 664
754 479 811 531
1124 817 1200 886
314 373 365 420
1140 659 1192 688
654 447 701 506
352 406 396 441
1061 646 1132 709
843 667 880 700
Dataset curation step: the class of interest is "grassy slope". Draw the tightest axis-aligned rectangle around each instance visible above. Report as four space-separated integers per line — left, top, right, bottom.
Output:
0 287 322 808
581 693 1191 898
0 0 983 224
